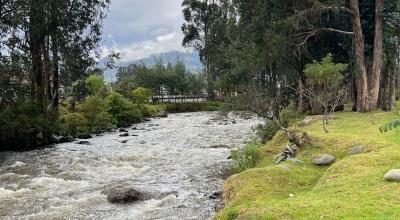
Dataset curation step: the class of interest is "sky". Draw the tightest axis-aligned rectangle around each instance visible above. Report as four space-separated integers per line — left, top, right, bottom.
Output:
100 0 189 62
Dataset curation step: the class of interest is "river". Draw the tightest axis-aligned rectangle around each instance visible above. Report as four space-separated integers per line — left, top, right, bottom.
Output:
0 112 260 220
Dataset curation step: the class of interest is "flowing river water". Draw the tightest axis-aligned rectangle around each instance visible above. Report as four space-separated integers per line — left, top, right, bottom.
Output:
0 112 260 220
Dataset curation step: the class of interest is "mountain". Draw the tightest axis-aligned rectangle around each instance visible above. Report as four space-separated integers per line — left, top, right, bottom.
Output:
102 51 203 82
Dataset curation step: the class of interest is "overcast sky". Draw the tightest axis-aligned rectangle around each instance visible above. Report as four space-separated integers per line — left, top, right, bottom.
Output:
101 0 189 62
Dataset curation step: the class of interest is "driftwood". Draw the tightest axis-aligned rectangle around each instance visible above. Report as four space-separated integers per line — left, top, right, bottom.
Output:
274 132 311 165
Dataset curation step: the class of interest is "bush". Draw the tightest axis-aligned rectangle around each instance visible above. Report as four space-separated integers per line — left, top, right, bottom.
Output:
59 112 88 136
255 104 303 144
231 141 262 173
105 92 142 127
142 104 166 117
0 102 55 150
279 104 303 128
255 120 280 144
82 95 113 132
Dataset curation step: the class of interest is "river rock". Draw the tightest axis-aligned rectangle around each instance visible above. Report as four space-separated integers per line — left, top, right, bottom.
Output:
312 154 335 166
384 169 400 182
155 111 168 118
59 135 74 143
132 127 137 130
119 128 128 132
119 133 129 137
209 191 223 200
144 119 151 122
77 134 93 139
121 140 128 144
210 144 229 149
350 146 364 155
106 187 144 203
77 141 91 145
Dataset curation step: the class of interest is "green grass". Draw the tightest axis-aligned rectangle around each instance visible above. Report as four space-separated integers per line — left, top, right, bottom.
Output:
216 104 400 220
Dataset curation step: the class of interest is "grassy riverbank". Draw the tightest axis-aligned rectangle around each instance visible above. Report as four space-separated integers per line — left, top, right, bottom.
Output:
217 105 400 219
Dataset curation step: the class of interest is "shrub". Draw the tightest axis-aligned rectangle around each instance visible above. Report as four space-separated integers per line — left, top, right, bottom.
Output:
279 104 303 128
255 120 280 144
0 102 55 150
142 104 166 117
59 112 88 136
231 141 262 173
82 95 113 132
105 92 142 127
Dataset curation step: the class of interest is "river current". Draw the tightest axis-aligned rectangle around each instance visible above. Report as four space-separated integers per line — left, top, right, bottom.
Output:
0 112 260 220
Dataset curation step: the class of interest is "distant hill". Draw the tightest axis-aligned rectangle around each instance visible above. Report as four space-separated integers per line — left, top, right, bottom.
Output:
102 51 203 82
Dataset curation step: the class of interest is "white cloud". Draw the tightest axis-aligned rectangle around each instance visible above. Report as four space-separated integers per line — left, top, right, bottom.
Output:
101 32 190 62
100 0 189 61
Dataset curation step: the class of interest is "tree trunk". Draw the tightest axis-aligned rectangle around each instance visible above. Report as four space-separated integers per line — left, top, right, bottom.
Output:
370 0 384 109
350 0 369 112
51 35 59 109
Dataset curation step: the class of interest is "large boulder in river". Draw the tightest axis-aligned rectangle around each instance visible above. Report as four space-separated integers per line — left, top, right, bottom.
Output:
77 134 93 139
384 169 400 182
106 186 144 203
312 154 335 166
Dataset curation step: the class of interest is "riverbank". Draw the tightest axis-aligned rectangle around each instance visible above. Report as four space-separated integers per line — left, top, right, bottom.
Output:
0 102 221 152
216 105 400 219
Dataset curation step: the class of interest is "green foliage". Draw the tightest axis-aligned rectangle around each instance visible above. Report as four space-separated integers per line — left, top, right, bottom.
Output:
255 120 280 144
82 96 113 132
141 104 166 117
279 104 304 128
304 54 347 87
59 112 88 136
105 92 142 127
231 141 262 173
85 75 106 96
131 87 152 106
380 119 400 133
165 102 220 113
0 103 55 149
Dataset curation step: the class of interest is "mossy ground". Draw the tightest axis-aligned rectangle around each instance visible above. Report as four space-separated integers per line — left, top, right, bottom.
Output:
216 105 400 220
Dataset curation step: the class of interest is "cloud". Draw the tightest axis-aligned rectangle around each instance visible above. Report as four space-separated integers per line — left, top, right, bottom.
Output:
100 0 188 61
101 32 190 62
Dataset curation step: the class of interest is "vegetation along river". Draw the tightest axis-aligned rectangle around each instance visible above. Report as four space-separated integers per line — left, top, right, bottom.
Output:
0 112 260 219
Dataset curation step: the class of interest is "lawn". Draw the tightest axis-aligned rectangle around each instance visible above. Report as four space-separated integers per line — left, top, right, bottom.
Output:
216 105 400 220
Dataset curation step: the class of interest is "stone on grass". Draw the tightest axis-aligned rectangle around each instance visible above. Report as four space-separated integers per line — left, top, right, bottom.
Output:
350 146 364 155
312 154 335 166
384 169 400 182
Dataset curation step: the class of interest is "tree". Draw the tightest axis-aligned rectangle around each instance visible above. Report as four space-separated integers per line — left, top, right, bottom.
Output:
85 74 106 96
303 54 348 132
131 87 152 108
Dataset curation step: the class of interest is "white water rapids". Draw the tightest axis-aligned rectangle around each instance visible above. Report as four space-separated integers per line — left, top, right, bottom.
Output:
0 112 260 220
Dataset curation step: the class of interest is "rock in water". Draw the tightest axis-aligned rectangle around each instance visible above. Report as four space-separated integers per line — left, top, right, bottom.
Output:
121 140 128 144
77 134 93 139
119 128 128 132
209 191 223 199
155 111 168 118
210 145 229 149
350 146 363 155
384 169 400 182
106 187 144 203
77 141 91 145
119 133 129 137
312 154 335 166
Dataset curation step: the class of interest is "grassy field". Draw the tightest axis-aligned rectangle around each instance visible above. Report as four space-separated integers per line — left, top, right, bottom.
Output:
216 105 400 220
